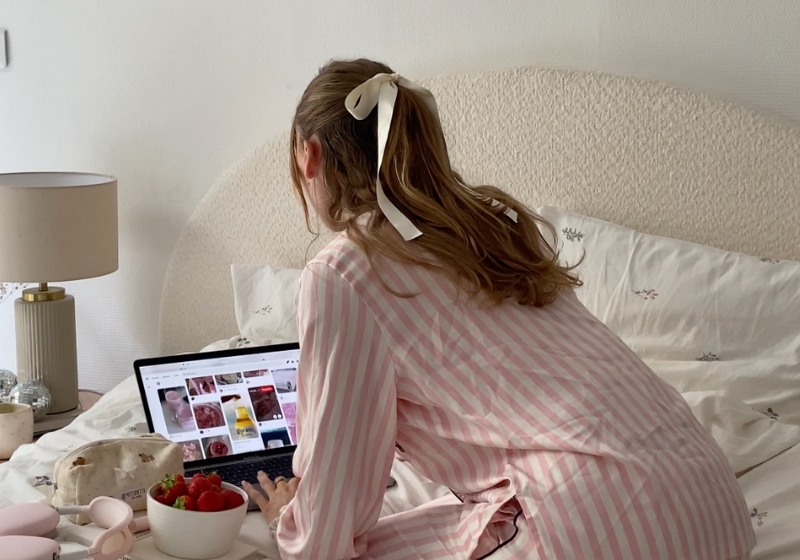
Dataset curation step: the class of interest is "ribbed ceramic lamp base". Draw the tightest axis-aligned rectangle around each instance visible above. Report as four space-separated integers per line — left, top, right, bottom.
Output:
15 295 79 414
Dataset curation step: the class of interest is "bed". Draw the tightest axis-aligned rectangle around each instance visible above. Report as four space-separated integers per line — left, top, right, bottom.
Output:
1 66 799 559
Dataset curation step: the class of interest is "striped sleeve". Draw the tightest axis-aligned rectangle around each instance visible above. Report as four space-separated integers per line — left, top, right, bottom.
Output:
276 262 398 560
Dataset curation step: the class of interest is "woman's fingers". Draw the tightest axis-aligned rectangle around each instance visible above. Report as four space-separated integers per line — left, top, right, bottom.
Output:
257 470 276 498
241 481 269 511
289 477 300 491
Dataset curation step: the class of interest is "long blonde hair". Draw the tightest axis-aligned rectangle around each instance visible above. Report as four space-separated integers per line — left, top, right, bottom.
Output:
291 59 580 306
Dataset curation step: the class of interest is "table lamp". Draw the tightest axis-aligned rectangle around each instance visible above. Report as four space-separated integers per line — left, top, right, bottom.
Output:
0 173 118 414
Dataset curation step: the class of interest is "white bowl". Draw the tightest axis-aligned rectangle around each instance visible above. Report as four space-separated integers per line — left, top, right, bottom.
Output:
147 481 248 559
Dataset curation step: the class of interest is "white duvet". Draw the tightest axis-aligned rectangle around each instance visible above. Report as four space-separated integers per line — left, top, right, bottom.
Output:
0 364 797 557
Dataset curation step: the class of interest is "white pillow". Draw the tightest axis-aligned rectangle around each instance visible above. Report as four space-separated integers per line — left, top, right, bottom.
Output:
231 264 303 345
537 206 800 426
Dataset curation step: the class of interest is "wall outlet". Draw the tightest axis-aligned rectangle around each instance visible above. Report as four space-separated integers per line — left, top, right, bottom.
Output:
0 29 6 69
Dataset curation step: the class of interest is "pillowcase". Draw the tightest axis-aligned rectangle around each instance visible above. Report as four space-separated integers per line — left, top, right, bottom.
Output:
231 264 303 345
537 206 800 426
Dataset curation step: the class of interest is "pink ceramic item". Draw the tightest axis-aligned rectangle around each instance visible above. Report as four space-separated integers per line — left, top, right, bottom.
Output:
0 502 59 537
0 403 34 459
0 535 60 560
0 496 134 560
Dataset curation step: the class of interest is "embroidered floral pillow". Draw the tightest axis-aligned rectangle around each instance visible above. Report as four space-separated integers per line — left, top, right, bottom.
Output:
231 264 302 345
537 206 800 426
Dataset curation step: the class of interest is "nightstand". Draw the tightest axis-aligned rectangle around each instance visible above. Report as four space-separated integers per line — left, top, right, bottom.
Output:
0 390 102 464
33 389 103 436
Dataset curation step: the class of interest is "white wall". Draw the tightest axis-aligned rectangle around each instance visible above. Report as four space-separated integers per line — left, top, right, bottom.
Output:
1 0 799 392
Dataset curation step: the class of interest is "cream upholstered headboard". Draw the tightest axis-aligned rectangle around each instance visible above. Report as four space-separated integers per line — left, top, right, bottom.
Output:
159 67 800 354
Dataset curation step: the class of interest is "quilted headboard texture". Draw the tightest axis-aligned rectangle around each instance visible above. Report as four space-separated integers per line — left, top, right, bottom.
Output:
160 67 800 354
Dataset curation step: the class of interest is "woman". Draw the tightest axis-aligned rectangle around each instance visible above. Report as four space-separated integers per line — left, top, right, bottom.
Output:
242 59 755 559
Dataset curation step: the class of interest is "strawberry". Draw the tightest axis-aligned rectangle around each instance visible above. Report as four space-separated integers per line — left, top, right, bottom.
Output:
206 472 222 488
164 482 188 506
159 474 189 505
188 476 213 499
154 494 169 505
211 485 221 493
220 489 245 510
192 472 206 480
159 474 178 494
174 474 185 484
173 495 197 511
196 490 225 512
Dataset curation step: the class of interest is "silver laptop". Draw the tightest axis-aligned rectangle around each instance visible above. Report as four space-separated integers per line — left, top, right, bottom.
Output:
135 344 300 509
134 343 395 511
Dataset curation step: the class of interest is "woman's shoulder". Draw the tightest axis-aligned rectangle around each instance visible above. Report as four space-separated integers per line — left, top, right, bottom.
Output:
303 233 376 290
308 233 365 269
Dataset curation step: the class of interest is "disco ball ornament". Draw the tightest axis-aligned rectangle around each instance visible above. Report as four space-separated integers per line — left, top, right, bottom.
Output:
0 369 17 402
8 380 52 420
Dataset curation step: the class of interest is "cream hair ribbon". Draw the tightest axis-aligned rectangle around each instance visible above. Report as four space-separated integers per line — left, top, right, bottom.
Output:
344 72 517 241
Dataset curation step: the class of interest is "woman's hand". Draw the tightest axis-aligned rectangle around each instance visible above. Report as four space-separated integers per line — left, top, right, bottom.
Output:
242 471 300 524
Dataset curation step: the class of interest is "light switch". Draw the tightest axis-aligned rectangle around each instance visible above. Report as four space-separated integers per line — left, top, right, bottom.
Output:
0 29 6 69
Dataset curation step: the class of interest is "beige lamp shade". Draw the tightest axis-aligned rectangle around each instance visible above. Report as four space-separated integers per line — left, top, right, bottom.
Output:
0 172 118 282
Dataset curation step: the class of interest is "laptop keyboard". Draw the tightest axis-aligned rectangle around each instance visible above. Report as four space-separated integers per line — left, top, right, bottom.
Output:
188 454 295 486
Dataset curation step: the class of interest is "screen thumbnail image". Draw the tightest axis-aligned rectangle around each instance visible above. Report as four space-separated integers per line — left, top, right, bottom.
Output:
201 435 233 459
220 394 260 441
243 369 269 379
180 439 204 462
186 375 217 396
215 372 244 386
260 427 292 450
272 368 297 393
248 385 283 422
282 401 297 444
158 386 196 435
191 402 225 430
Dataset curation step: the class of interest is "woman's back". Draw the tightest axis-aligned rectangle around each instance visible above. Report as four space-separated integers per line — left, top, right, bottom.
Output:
306 233 756 560
258 58 755 560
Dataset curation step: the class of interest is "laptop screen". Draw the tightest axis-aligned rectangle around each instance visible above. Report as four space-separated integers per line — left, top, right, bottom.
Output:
137 346 300 466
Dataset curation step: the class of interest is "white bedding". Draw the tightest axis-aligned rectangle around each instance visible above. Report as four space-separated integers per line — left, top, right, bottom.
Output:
0 347 797 557
0 373 450 553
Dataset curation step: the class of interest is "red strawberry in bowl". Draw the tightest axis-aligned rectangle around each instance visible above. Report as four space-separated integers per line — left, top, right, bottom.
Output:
147 474 249 559
173 495 197 511
159 474 189 506
188 476 213 499
206 472 222 488
158 474 177 494
220 489 245 510
197 490 225 512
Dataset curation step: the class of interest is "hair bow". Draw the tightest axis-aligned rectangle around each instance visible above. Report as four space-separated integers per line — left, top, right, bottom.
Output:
345 73 517 241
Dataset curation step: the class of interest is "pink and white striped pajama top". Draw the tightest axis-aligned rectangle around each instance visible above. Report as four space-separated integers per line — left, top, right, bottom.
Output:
275 234 756 559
